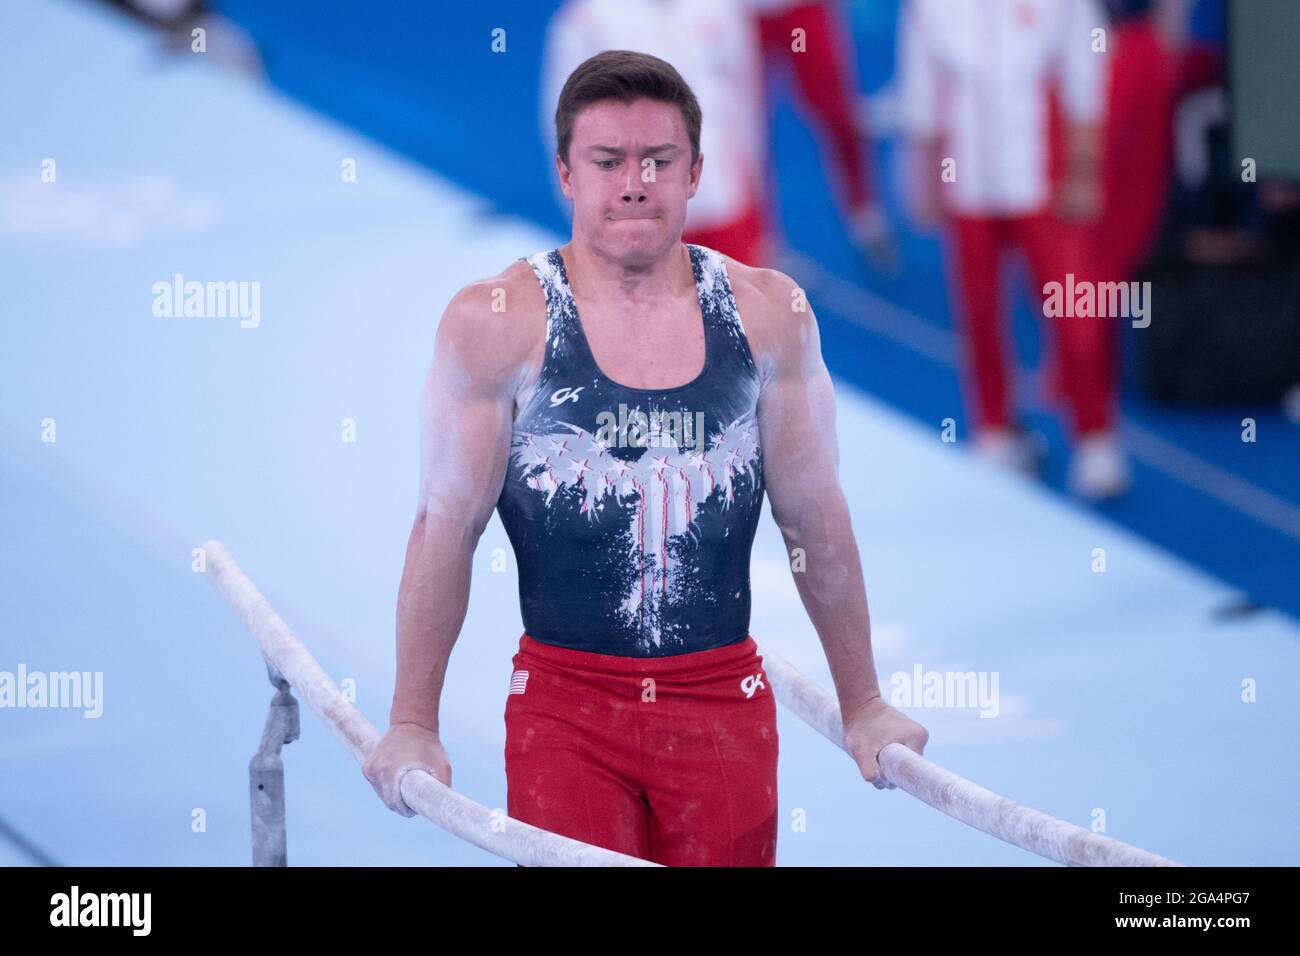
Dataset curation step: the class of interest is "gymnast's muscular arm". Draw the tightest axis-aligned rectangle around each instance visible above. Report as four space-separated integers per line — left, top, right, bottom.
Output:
749 268 929 787
363 264 539 816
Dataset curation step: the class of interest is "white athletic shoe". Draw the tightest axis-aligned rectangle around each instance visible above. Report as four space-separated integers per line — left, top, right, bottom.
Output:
1067 432 1132 500
973 426 1045 476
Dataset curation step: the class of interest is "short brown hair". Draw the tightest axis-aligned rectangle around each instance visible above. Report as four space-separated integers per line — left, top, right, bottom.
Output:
554 50 702 169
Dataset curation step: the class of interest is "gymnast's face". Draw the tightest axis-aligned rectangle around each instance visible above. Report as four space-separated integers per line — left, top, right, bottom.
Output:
558 98 701 264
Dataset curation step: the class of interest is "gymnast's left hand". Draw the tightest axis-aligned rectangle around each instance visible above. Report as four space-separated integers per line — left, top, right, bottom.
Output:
841 696 929 791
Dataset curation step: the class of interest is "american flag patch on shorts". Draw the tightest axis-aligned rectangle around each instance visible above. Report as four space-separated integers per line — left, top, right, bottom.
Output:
509 669 529 695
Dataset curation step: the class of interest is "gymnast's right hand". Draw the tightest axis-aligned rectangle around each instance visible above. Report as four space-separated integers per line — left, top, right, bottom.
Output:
362 722 452 817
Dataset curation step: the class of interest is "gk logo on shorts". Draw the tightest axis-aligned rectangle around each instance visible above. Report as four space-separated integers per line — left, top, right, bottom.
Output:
740 672 766 699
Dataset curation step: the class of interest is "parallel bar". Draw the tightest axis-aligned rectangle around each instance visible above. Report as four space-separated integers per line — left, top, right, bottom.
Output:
201 539 657 867
203 538 1180 866
759 649 1182 867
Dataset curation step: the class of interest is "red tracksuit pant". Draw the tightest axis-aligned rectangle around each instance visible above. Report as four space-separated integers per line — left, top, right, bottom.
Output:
757 0 873 212
948 212 1115 438
682 162 773 269
504 632 779 867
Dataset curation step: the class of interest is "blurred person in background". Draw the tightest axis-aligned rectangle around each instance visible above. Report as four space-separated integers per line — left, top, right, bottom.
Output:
897 0 1128 500
754 0 897 269
1090 0 1222 285
542 0 893 270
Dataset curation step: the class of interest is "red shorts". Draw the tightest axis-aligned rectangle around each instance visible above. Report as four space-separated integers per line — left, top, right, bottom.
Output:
504 632 779 866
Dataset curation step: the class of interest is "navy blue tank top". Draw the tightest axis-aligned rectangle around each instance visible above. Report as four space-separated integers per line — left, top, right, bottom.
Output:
495 243 765 657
